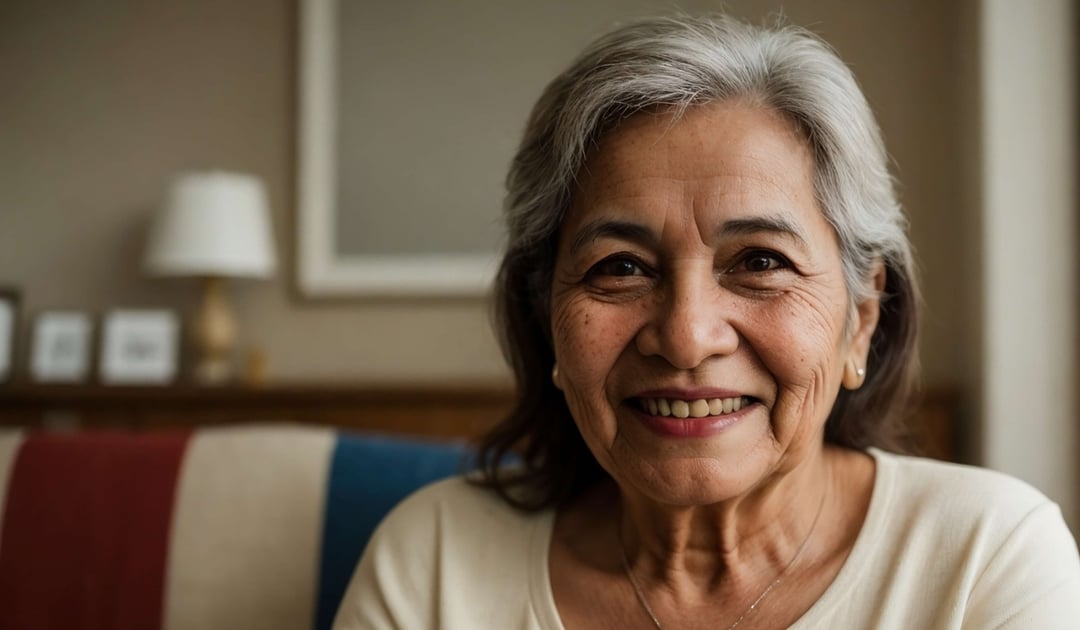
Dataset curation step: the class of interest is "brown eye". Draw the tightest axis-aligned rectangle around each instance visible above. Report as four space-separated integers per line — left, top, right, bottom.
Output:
740 251 788 273
591 256 645 277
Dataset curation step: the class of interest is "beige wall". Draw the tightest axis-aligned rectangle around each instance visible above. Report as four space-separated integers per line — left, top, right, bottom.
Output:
980 0 1077 526
0 0 508 385
1 1 974 392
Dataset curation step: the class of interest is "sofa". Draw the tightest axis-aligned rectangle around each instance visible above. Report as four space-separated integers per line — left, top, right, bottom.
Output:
0 424 471 630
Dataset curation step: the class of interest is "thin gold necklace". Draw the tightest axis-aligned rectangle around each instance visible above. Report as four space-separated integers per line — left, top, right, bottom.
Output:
618 483 828 630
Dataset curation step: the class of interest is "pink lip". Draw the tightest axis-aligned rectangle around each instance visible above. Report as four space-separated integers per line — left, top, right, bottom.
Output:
632 401 755 438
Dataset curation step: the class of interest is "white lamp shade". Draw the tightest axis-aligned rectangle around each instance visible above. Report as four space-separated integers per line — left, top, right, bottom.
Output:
145 172 277 278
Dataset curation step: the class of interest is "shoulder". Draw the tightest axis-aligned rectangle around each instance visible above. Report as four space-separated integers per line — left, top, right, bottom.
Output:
873 449 1052 521
870 449 1073 567
333 475 551 628
868 450 1080 627
362 475 542 572
379 474 532 532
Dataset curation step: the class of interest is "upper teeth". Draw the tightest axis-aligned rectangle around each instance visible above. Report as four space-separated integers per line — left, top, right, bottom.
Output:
642 397 749 418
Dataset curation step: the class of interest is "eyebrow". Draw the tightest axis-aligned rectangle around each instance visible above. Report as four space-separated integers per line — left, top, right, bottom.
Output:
569 219 657 255
718 215 810 250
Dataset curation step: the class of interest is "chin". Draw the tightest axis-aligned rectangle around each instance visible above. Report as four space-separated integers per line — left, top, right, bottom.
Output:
614 455 771 507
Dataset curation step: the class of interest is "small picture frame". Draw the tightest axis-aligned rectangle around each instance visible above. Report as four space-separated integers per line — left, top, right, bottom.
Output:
99 310 179 385
30 311 94 383
0 289 20 384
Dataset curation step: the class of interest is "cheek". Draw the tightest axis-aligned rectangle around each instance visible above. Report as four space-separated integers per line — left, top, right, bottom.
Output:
550 294 642 424
740 289 848 394
551 294 633 375
735 293 848 452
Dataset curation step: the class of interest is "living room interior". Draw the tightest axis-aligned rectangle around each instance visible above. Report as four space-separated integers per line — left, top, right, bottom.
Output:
0 1 1075 628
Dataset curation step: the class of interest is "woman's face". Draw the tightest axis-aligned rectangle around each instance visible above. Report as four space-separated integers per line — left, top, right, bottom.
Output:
549 102 881 506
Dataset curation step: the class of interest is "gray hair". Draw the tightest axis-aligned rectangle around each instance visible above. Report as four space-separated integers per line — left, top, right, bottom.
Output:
479 14 921 510
507 13 912 312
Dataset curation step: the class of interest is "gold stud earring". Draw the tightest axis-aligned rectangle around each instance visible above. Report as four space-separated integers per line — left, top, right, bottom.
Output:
552 363 562 389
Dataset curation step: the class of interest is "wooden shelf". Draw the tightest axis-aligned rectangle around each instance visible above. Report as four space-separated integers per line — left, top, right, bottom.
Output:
0 383 514 440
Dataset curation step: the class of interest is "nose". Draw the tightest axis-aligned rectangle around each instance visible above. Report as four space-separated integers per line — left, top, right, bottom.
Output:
634 268 739 370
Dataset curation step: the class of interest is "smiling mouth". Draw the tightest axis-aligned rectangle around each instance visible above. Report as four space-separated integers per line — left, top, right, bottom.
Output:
636 396 755 418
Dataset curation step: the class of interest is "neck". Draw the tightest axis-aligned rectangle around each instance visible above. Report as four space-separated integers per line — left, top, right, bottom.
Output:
615 448 832 591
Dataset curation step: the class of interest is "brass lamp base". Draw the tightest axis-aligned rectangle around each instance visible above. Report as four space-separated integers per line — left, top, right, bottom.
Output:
193 276 236 385
195 357 233 385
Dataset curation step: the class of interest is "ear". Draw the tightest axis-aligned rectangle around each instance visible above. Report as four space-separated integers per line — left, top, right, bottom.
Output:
842 261 886 390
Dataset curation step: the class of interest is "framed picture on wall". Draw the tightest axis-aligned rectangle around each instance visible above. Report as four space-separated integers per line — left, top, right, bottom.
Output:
30 311 94 383
99 310 179 385
0 289 19 384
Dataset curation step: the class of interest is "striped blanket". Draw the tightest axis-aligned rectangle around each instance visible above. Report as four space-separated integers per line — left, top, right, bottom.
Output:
0 425 468 630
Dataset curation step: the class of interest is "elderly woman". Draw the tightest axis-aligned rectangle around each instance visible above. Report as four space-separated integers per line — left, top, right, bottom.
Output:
335 14 1080 629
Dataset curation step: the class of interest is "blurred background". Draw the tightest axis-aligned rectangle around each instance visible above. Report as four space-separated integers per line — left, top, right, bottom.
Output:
0 0 1076 525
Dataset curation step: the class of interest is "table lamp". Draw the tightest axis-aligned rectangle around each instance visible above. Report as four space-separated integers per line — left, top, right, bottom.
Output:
144 171 276 384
